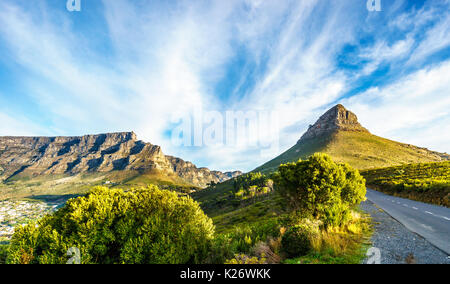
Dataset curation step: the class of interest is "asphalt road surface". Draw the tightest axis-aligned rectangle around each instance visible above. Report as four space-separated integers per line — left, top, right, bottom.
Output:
366 188 450 255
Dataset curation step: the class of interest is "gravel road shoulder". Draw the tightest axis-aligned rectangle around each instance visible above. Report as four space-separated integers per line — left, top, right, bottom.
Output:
360 200 450 264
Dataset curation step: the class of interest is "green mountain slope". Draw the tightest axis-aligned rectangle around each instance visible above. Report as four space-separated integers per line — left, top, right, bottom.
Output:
362 161 450 207
0 169 198 201
256 105 449 173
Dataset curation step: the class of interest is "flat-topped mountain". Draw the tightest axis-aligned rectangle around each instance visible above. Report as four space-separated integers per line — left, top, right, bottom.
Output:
256 104 450 173
0 132 241 188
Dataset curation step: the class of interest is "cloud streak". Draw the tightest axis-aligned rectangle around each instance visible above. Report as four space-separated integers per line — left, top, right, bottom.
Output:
0 0 449 171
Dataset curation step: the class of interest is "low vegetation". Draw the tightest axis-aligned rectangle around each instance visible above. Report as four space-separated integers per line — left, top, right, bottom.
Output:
193 172 274 214
7 186 214 264
233 173 273 201
4 153 372 264
205 154 371 264
0 244 8 264
256 131 445 173
0 170 198 202
362 161 450 207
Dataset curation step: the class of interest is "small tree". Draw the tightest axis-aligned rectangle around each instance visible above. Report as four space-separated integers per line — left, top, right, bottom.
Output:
7 186 215 264
273 153 366 227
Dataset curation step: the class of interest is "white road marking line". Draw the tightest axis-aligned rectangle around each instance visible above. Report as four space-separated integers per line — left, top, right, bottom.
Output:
412 207 418 210
425 211 434 215
433 214 450 221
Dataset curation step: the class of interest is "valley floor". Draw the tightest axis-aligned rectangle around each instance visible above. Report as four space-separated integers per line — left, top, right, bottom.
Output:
361 200 450 264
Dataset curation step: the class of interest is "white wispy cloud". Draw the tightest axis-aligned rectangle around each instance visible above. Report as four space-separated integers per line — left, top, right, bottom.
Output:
0 2 131 132
359 36 415 75
0 0 449 172
0 111 44 136
407 11 450 65
344 59 450 154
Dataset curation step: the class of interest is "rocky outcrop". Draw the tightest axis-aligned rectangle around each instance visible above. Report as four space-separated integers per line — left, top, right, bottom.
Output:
165 156 242 186
299 104 370 142
0 132 241 187
256 104 449 173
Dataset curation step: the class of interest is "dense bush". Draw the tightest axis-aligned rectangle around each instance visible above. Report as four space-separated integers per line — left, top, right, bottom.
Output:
7 186 215 264
340 163 367 205
235 185 272 200
0 245 8 264
207 219 281 264
281 224 316 257
233 172 268 191
273 153 366 227
229 219 280 253
233 173 273 201
225 254 267 264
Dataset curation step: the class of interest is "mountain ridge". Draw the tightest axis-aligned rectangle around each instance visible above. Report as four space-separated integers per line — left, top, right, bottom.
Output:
256 104 450 173
0 132 241 188
299 104 370 141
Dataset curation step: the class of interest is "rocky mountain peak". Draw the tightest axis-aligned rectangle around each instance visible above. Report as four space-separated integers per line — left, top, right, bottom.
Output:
299 104 370 141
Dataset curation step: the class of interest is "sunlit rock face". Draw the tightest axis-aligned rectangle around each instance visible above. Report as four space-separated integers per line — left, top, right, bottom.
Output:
0 132 241 187
299 104 370 142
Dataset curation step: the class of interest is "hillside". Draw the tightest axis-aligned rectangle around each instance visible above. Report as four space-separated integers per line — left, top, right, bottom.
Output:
362 161 450 207
0 132 241 199
256 104 449 173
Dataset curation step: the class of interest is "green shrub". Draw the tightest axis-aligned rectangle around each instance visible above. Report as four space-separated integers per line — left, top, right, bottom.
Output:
233 172 268 191
7 186 215 264
206 234 235 264
229 219 280 253
323 202 352 227
225 254 267 264
0 245 8 264
206 219 281 264
232 173 273 201
273 153 366 227
340 163 367 206
362 161 450 207
281 224 315 257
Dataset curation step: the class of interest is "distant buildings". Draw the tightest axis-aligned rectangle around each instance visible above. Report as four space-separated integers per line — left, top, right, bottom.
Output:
0 200 56 239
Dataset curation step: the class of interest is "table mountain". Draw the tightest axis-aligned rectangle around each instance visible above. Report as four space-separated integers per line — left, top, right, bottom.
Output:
0 132 241 188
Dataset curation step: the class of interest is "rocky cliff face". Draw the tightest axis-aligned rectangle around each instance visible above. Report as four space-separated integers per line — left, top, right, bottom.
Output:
0 132 241 187
299 104 370 142
256 104 449 173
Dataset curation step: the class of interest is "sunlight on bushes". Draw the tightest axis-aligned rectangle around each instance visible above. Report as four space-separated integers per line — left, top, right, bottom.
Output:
4 153 372 264
7 186 215 264
363 161 450 207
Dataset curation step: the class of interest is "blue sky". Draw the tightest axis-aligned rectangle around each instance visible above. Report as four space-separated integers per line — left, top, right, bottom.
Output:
0 0 449 172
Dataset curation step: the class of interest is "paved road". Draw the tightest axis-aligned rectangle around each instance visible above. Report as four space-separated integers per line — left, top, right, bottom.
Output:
366 188 450 255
